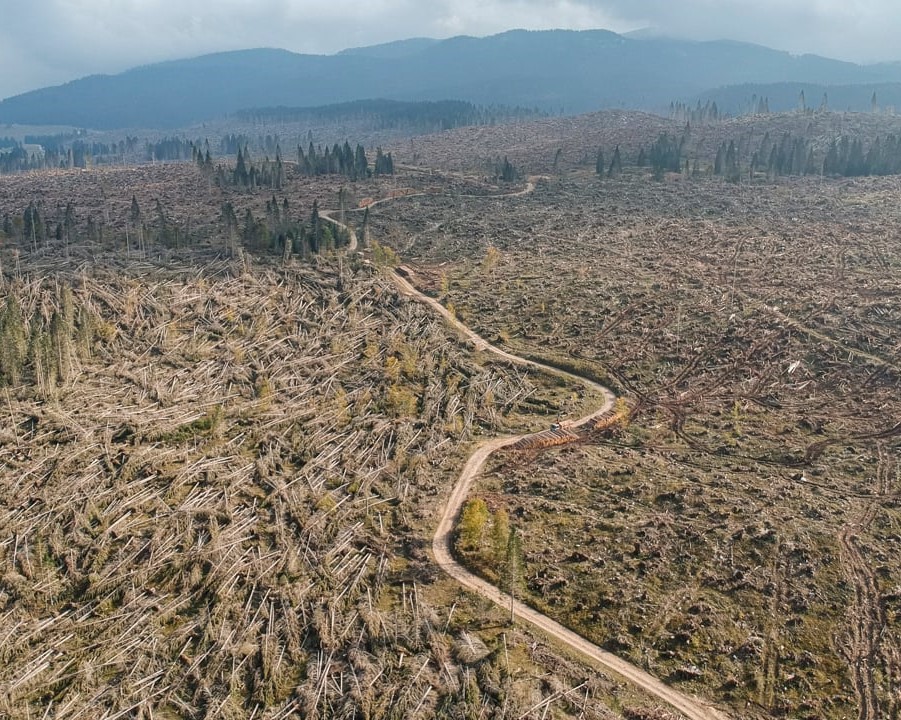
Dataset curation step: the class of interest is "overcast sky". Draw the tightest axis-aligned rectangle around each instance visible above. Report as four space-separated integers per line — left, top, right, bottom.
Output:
1 0 899 101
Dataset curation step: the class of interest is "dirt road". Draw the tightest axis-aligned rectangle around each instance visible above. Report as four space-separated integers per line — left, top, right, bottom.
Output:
395 271 729 720
328 174 731 720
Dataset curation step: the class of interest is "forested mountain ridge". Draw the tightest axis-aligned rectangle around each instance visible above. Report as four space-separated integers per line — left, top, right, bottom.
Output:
2 29 899 130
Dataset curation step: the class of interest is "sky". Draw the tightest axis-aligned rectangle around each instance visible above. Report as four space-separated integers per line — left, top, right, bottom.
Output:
1 0 899 101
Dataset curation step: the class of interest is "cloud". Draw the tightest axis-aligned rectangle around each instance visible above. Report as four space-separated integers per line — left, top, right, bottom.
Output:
586 0 901 61
1 0 899 101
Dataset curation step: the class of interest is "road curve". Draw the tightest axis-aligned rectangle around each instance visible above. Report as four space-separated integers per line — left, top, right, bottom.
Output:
396 272 729 720
327 176 731 720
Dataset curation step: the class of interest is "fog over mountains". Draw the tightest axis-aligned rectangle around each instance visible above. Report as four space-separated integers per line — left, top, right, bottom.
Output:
3 29 901 130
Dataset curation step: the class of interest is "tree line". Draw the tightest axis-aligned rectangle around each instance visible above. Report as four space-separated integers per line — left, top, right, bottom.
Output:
724 131 901 179
220 195 351 258
234 98 545 133
2 195 199 255
669 100 724 125
214 147 287 191
6 201 86 255
1 189 354 261
592 128 901 183
0 130 396 176
297 142 394 179
0 133 181 173
0 143 109 173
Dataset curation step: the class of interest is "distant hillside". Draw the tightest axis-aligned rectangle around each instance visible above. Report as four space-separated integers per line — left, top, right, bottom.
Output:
2 29 900 130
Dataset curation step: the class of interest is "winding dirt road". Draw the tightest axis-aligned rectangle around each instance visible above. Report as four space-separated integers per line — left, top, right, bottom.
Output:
326 177 730 720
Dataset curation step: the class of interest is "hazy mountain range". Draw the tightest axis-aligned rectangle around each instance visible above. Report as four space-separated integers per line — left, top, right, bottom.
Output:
2 29 901 130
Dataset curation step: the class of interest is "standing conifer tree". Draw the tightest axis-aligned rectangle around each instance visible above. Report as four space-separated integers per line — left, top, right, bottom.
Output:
607 145 623 177
310 201 322 254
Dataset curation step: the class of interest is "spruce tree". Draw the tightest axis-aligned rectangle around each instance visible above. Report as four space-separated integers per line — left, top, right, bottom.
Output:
234 148 249 187
724 140 740 183
607 145 622 178
310 201 322 254
355 144 369 178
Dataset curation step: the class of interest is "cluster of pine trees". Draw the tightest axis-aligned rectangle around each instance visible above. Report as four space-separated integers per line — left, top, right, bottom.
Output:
25 132 84 150
495 156 517 182
215 147 286 191
600 128 901 183
372 147 395 176
146 137 198 162
741 132 901 179
669 100 723 124
193 143 214 175
644 133 686 179
298 142 367 179
0 285 96 397
219 134 252 156
0 145 103 173
220 196 351 258
0 134 146 173
713 140 743 182
744 132 815 178
1 187 357 260
821 134 901 176
132 195 198 249
234 99 544 134
0 147 48 174
2 195 199 256
0 132 217 173
595 146 623 178
4 201 86 252
455 497 523 603
296 142 393 179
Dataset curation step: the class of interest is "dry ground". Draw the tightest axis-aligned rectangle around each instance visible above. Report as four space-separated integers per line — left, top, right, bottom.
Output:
3 109 901 719
368 166 901 719
0 164 679 719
